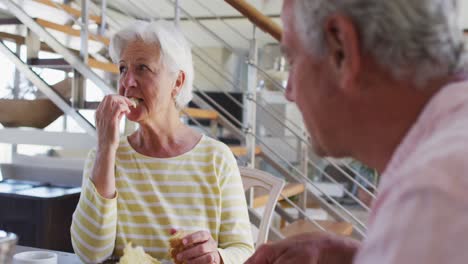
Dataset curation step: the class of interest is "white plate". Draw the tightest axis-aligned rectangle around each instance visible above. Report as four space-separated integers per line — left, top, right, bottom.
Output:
13 251 58 264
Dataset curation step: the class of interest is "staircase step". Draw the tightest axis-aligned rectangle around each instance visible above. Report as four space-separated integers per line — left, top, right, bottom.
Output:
228 145 262 157
0 31 118 74
281 219 354 237
253 182 305 208
0 79 71 129
0 31 80 58
28 57 117 74
28 58 71 69
88 58 118 74
0 18 21 25
0 98 62 129
33 0 102 24
35 18 110 45
183 108 218 120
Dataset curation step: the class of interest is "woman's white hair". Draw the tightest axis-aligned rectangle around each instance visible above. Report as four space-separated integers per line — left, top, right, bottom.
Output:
109 20 194 109
294 0 467 85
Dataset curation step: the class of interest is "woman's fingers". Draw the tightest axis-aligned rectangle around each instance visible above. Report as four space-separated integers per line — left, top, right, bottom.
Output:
98 95 133 114
177 238 218 263
113 101 130 120
185 252 218 264
170 228 178 235
95 95 133 150
183 231 211 246
97 95 132 122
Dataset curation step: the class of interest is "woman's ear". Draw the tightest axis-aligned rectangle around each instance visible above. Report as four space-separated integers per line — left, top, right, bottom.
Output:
172 71 186 98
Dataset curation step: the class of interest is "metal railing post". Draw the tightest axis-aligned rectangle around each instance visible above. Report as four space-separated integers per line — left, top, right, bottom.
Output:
244 26 258 209
11 40 21 158
72 0 89 109
245 25 258 168
99 0 107 36
298 129 309 219
25 28 40 62
174 0 181 27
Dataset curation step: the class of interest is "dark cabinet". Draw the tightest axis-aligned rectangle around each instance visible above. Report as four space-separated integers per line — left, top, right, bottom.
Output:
0 179 80 252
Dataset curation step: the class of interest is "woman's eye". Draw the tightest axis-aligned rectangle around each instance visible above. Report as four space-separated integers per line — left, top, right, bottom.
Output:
119 66 127 74
138 64 149 71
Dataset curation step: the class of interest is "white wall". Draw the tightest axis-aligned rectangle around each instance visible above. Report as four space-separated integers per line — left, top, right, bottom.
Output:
460 1 468 28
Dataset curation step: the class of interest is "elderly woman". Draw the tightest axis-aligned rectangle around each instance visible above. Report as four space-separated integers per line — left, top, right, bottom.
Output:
70 20 254 264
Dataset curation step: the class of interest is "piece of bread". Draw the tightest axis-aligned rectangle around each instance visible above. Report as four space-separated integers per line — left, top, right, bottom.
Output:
118 242 161 264
169 230 188 264
129 97 138 108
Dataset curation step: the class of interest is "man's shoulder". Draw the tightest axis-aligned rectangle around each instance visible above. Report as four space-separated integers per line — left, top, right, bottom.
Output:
379 113 468 209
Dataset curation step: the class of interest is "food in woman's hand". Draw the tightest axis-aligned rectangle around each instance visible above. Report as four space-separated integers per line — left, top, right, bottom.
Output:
169 230 188 264
129 98 139 108
118 242 161 264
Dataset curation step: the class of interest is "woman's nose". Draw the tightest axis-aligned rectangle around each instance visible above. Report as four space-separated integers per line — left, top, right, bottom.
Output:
122 70 137 88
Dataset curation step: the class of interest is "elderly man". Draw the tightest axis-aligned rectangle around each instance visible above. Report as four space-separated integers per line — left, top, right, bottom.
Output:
246 0 468 263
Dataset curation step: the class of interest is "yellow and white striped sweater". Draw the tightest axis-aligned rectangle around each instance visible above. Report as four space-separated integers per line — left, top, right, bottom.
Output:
71 135 254 264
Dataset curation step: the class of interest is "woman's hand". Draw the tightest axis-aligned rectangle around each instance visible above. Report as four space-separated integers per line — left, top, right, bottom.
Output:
91 95 133 198
176 230 222 264
95 95 133 152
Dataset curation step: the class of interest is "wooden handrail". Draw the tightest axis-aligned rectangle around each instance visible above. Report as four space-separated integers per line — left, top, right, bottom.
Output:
33 0 102 24
35 18 110 45
224 0 282 41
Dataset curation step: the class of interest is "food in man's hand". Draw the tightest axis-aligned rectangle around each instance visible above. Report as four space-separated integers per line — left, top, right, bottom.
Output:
118 242 161 264
169 230 188 264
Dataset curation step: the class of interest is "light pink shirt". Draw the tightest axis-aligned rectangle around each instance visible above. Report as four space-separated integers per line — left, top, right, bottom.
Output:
355 80 468 264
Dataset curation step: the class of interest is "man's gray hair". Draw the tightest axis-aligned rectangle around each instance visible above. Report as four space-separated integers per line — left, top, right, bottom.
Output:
294 0 467 85
109 20 194 109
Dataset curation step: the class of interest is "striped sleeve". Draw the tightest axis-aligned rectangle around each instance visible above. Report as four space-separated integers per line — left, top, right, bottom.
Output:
217 147 255 264
70 149 118 264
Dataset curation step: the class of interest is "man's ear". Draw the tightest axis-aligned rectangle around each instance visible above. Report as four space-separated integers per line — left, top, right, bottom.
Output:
172 71 186 98
324 15 361 93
